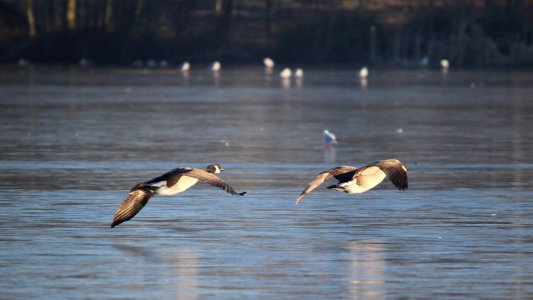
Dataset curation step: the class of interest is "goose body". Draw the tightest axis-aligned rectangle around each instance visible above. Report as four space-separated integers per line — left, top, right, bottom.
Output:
111 164 244 227
296 159 408 204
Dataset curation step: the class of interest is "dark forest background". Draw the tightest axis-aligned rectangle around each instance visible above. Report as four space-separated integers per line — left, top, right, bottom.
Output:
1 0 532 67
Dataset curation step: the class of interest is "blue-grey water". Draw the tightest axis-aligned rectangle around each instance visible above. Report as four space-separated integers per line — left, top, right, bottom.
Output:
0 65 532 299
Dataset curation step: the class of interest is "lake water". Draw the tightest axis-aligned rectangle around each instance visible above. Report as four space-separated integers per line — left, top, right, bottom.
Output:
0 65 532 299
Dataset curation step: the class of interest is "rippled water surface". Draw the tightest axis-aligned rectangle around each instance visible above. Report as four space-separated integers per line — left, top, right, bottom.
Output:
1 66 532 299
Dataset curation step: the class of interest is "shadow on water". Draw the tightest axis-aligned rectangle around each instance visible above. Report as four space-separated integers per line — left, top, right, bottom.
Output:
0 66 532 298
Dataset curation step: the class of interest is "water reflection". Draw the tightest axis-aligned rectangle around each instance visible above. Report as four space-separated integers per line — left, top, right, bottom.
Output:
170 250 200 300
0 66 532 299
348 241 385 299
323 145 336 164
281 77 291 89
295 77 303 88
360 78 368 89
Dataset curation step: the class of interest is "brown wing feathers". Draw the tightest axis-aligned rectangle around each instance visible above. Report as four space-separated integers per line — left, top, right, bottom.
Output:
111 186 154 228
179 169 240 196
373 159 408 191
295 166 357 204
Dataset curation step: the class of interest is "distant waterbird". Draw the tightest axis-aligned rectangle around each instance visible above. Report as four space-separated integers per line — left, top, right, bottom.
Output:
263 57 275 68
359 67 369 79
323 130 338 146
18 58 30 66
295 159 408 204
111 164 245 227
440 59 450 70
180 62 191 72
295 68 304 78
211 61 221 72
79 58 92 67
279 68 292 79
146 59 157 67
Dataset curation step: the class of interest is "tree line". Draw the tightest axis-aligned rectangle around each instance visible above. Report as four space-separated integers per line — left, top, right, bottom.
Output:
1 0 531 66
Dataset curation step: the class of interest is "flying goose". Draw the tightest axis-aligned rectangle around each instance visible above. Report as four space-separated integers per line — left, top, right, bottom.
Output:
111 164 245 227
295 159 408 204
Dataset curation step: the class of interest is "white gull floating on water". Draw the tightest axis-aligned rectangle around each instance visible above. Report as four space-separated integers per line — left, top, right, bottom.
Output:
359 67 369 79
263 57 275 68
211 61 221 72
323 129 338 146
279 68 291 79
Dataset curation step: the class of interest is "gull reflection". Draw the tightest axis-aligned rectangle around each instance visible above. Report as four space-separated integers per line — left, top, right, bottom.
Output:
360 78 368 89
348 240 385 299
281 78 291 89
323 145 336 164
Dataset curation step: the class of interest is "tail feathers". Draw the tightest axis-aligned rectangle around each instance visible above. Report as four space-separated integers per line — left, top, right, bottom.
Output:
239 192 247 196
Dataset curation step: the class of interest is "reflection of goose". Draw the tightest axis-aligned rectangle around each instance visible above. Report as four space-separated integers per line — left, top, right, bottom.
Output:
295 68 304 78
111 164 245 227
211 61 221 72
359 67 369 79
263 57 275 68
440 59 449 70
180 62 190 72
279 68 291 78
323 129 337 145
295 159 408 204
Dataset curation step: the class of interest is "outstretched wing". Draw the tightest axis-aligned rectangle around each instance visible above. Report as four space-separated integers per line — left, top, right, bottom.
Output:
177 169 242 196
111 187 154 228
295 166 358 204
371 159 408 190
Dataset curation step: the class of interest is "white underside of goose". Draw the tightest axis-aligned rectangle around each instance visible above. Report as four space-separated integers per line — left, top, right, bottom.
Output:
154 176 199 195
336 170 386 193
